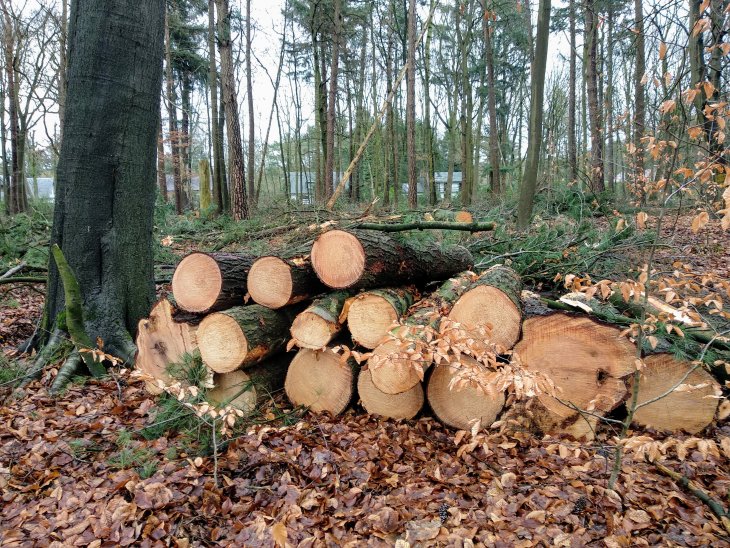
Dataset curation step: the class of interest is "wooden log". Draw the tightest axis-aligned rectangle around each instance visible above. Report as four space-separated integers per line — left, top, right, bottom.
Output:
448 265 523 350
357 368 424 420
284 348 358 415
207 354 291 414
310 229 473 289
514 312 636 440
431 209 474 224
289 290 354 349
426 357 506 431
197 304 298 373
629 353 721 434
247 255 325 309
171 252 254 313
347 287 418 349
135 298 198 394
369 272 478 394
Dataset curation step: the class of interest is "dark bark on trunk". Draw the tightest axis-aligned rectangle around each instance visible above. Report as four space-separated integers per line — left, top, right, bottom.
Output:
246 0 256 209
483 3 501 195
44 0 164 361
325 0 341 200
216 0 248 220
164 6 183 214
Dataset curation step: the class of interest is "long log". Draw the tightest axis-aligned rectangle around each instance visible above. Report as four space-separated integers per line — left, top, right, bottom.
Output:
289 290 355 349
629 353 721 434
357 368 423 420
351 220 496 233
207 354 291 414
514 309 635 440
310 229 473 289
197 304 299 373
368 272 478 394
171 252 254 313
135 298 198 394
347 287 418 349
430 209 474 224
426 356 506 431
448 265 523 351
247 255 325 309
284 347 358 415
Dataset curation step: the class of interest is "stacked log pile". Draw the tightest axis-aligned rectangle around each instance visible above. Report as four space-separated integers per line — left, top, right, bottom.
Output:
135 228 725 439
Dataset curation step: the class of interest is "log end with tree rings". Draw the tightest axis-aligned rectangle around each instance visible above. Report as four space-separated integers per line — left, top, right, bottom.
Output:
247 256 293 309
311 230 366 288
427 357 506 431
347 293 400 349
448 284 522 350
197 312 248 373
207 370 257 413
630 353 721 434
171 252 224 313
368 339 425 395
357 368 423 420
514 313 635 433
290 310 337 349
284 348 356 415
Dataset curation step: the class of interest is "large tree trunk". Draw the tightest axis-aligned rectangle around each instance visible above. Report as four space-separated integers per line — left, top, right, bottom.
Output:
517 0 551 227
406 0 417 208
43 0 164 363
216 0 248 220
585 0 604 193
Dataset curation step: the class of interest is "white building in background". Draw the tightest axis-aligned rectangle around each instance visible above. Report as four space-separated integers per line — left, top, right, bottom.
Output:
288 172 343 204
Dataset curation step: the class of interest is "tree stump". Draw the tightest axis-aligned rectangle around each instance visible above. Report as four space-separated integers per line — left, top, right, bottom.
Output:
247 255 324 309
347 287 418 349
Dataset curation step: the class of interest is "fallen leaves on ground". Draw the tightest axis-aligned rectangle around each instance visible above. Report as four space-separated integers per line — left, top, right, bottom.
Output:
1 374 729 547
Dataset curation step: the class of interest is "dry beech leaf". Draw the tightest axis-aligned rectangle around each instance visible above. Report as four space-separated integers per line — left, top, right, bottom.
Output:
271 522 287 547
691 211 710 233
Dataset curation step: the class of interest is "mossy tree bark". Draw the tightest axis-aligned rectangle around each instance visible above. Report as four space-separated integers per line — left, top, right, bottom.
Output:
41 0 164 370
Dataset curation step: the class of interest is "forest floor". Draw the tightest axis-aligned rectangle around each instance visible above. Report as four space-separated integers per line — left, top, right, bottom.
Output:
1 200 729 546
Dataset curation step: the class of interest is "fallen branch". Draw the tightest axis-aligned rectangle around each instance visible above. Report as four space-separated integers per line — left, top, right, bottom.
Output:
651 459 730 535
0 276 47 285
0 261 26 279
351 220 496 233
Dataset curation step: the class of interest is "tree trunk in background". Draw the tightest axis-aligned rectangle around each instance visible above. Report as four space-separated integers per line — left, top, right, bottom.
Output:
157 124 167 201
1 2 27 214
585 0 604 193
0 75 9 214
164 6 183 214
246 0 256 209
218 83 228 208
517 0 551 228
181 74 192 207
58 0 68 144
424 0 436 205
208 0 223 213
325 0 341 200
483 3 501 194
567 0 577 183
606 7 614 191
44 0 164 360
406 0 417 208
384 31 394 207
216 0 248 220
634 0 645 196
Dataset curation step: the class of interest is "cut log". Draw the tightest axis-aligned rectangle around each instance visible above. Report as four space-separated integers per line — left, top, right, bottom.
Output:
135 298 198 394
247 255 324 309
426 357 506 430
284 348 358 415
289 290 354 349
347 287 418 349
310 229 473 289
448 265 523 350
629 353 721 434
514 312 636 439
207 354 291 414
431 209 474 224
357 368 423 419
369 272 478 394
197 304 298 373
171 252 254 313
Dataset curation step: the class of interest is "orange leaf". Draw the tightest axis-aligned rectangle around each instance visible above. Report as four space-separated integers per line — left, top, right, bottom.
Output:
659 42 668 60
272 522 287 547
691 211 710 233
